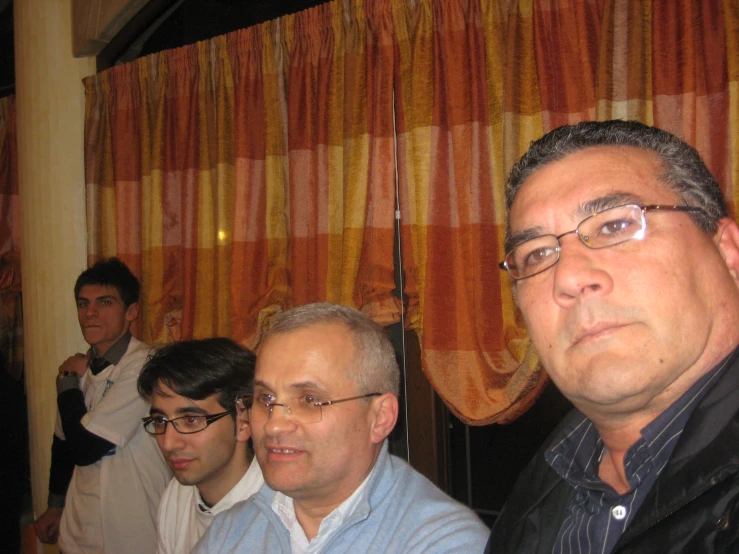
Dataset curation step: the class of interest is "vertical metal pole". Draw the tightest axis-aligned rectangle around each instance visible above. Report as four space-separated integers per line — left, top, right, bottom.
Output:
391 87 410 458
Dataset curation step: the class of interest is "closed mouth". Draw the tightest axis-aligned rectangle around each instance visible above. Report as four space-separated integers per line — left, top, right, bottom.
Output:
571 322 629 347
168 458 194 469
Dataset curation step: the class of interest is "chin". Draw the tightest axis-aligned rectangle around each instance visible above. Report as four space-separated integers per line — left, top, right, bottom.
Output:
173 473 198 487
264 475 303 494
82 332 101 344
575 376 652 409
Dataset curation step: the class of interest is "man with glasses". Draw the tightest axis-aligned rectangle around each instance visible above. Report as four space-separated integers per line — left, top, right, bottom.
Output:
193 303 489 553
32 258 171 553
488 120 739 553
137 337 264 554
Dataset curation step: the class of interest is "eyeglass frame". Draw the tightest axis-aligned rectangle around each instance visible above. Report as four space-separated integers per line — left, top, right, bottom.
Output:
237 392 382 424
141 410 234 435
498 204 705 281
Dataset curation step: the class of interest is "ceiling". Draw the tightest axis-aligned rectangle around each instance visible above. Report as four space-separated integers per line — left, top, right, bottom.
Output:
0 0 331 98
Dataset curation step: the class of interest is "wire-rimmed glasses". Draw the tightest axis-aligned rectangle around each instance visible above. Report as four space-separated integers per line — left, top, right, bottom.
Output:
499 204 704 281
236 392 381 424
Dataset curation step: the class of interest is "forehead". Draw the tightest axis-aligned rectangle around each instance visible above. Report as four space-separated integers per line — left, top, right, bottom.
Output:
509 146 677 232
77 284 123 301
255 323 355 390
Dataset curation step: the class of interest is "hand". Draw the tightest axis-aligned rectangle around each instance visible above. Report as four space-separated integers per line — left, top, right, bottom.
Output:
59 353 89 378
33 506 63 544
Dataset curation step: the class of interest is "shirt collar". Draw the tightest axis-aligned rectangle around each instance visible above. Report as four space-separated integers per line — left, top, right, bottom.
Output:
545 348 736 490
271 462 376 553
197 458 264 516
90 331 132 366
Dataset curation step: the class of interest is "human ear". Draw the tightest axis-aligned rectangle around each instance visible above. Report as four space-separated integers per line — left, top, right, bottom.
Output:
125 302 140 322
235 414 252 443
715 218 739 283
369 393 399 444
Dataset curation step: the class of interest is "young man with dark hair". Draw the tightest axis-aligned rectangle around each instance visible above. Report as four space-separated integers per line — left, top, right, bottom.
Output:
33 258 171 553
138 338 263 554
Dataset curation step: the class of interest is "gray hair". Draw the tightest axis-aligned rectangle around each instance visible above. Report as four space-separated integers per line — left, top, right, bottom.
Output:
265 303 400 396
506 120 727 242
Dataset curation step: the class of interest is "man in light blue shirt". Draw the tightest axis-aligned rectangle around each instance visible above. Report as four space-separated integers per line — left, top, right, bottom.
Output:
194 303 489 554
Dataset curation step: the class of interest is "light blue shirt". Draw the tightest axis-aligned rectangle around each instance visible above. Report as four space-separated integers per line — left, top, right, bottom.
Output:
193 442 489 554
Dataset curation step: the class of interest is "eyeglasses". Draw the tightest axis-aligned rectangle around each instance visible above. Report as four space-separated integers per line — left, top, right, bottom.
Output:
142 410 234 435
237 392 381 424
499 204 704 281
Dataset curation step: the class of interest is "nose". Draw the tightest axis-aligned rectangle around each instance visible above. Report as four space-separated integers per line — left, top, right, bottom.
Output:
262 404 299 437
85 303 98 318
158 422 186 453
552 235 613 307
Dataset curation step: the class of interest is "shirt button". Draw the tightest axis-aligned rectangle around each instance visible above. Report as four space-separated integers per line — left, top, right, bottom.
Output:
611 505 628 520
716 515 730 531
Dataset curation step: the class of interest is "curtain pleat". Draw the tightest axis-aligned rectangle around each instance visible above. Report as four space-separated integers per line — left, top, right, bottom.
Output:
83 0 739 425
398 0 739 424
83 0 402 349
0 96 23 381
725 0 739 218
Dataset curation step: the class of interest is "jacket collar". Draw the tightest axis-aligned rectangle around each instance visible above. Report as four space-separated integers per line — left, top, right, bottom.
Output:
616 348 739 544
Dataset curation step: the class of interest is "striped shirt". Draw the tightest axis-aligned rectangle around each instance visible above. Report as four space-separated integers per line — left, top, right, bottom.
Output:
545 350 736 554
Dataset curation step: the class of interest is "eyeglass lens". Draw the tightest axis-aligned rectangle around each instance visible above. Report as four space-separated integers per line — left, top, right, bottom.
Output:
505 204 647 279
143 411 231 435
241 392 381 425
248 395 324 424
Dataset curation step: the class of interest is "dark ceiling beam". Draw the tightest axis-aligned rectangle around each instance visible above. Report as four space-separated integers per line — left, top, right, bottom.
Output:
72 0 153 57
95 0 179 70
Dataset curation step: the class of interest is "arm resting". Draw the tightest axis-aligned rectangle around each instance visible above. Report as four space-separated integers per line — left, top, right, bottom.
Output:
58 388 116 466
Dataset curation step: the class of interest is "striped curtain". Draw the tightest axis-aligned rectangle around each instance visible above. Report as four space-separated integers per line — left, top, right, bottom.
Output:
83 0 739 425
83 2 401 346
0 95 23 381
395 0 739 425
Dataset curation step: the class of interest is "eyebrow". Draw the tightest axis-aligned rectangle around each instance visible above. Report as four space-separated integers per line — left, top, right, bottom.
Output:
148 405 210 417
76 295 119 303
175 406 209 415
576 192 643 219
252 379 330 395
252 379 272 392
505 191 645 252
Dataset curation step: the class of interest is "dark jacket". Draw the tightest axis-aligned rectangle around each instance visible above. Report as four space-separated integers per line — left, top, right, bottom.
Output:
486 354 739 554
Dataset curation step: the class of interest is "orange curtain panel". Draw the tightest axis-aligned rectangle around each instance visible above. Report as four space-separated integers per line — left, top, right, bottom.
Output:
83 0 739 425
83 1 401 347
396 0 739 424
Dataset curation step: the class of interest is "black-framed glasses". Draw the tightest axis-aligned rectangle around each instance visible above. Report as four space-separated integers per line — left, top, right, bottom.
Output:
499 204 705 281
142 410 234 435
236 392 381 424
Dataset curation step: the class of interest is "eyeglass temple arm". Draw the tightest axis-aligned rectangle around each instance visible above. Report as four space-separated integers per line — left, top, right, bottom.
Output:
319 392 381 406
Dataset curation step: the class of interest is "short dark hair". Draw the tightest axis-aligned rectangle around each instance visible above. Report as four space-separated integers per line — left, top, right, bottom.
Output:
138 338 256 412
506 120 728 241
74 257 141 307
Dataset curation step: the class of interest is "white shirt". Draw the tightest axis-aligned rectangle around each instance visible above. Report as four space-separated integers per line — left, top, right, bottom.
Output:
59 337 172 554
157 458 265 554
271 465 375 554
